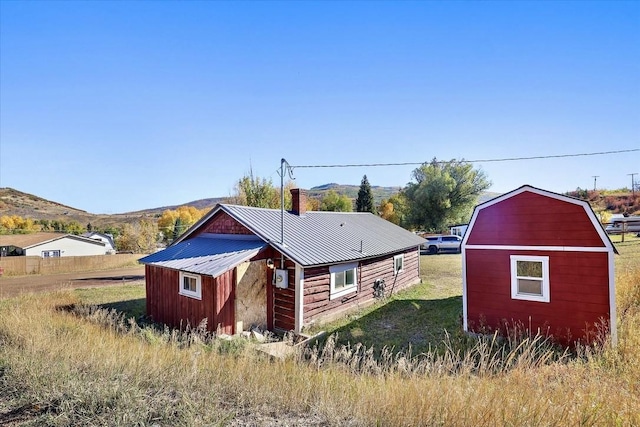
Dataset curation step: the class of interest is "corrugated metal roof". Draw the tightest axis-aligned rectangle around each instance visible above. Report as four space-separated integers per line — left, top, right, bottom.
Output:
217 205 425 266
139 235 267 277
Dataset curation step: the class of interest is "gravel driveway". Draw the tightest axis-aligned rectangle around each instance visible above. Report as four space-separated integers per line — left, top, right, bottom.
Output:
0 266 145 299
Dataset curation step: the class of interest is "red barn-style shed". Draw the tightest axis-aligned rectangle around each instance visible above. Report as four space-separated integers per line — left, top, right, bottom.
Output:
462 185 617 346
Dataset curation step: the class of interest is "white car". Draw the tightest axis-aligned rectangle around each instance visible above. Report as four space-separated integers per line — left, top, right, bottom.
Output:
421 235 462 254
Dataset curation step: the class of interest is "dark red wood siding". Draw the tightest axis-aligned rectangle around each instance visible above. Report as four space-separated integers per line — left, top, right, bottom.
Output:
465 249 610 344
145 265 235 334
200 211 253 235
271 256 296 331
466 191 605 248
303 248 420 325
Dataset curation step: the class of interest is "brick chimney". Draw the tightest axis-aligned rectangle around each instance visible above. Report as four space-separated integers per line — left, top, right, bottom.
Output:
290 188 307 216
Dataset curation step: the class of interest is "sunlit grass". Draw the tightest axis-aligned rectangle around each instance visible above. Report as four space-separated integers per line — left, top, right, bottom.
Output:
0 246 638 425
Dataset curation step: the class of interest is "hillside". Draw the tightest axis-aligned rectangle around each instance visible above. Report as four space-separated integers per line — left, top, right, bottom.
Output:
7 185 630 233
0 188 155 229
307 183 402 207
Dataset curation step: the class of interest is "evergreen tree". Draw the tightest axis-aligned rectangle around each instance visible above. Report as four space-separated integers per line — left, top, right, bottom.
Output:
173 217 183 242
356 175 375 213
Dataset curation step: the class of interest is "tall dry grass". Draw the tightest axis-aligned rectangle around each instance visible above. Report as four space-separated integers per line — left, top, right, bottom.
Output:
1 265 639 425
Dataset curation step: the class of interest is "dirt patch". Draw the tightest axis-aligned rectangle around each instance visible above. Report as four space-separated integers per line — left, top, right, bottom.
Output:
0 266 145 299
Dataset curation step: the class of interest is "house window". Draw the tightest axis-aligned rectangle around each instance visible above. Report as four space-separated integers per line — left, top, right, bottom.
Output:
510 255 550 303
179 271 202 300
394 254 404 275
329 262 358 300
42 250 60 258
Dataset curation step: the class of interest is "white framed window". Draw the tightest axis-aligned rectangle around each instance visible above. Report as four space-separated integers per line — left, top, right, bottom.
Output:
41 250 60 258
394 254 404 275
329 262 358 300
510 255 550 303
179 271 202 300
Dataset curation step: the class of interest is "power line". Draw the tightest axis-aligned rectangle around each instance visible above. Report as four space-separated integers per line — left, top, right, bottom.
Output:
289 148 639 169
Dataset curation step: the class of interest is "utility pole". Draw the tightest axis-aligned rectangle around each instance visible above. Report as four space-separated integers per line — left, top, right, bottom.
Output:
592 175 599 191
629 173 638 198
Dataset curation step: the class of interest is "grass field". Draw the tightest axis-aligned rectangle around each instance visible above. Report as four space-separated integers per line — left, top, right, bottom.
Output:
0 237 638 425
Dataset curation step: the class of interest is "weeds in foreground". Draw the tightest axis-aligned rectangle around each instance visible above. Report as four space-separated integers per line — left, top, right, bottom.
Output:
1 278 639 426
0 248 638 426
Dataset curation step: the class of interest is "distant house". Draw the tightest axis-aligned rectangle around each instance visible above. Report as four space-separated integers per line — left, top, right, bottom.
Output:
462 185 617 346
140 189 425 335
82 232 116 254
0 232 107 257
449 224 468 237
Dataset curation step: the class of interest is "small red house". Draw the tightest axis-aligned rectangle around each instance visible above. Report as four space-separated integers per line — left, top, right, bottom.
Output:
462 185 617 346
140 189 425 335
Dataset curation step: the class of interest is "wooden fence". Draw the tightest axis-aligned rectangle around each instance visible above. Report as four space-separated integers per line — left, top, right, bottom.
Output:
0 254 143 277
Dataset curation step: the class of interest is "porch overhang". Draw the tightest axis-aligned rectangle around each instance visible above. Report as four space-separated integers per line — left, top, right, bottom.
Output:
139 235 267 278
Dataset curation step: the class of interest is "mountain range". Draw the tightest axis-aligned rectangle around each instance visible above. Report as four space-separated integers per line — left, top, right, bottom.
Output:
0 185 501 229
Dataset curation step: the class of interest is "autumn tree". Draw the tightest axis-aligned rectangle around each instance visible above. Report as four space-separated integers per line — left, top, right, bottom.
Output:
116 220 159 253
403 158 491 232
229 168 294 210
320 190 352 212
379 193 409 226
0 215 40 234
356 175 375 213
157 206 207 243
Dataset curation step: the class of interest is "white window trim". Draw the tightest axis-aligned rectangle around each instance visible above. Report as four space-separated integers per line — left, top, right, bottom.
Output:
329 262 358 300
394 254 404 275
510 255 550 303
179 271 202 300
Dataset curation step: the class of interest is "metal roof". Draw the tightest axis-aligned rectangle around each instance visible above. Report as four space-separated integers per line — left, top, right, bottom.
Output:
139 235 267 277
203 204 425 266
0 232 106 248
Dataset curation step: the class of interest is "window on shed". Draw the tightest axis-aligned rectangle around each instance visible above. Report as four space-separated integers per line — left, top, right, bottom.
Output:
329 262 358 300
394 254 404 275
179 271 202 300
510 255 549 303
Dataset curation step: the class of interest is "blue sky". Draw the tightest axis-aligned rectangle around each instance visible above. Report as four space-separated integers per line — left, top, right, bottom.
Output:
1 1 638 214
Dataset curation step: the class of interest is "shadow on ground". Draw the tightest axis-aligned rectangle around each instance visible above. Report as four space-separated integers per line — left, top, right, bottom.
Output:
99 298 146 319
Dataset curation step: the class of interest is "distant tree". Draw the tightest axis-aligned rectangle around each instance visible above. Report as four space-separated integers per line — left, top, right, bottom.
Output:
116 220 158 253
0 215 41 234
306 197 321 212
320 190 352 212
228 167 294 210
403 158 491 232
379 193 409 227
356 175 375 213
157 206 207 243
87 223 93 232
172 217 183 242
101 226 120 238
64 221 85 235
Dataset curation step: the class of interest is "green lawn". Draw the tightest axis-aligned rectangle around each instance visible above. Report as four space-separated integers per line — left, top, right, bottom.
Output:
309 254 464 354
75 283 146 319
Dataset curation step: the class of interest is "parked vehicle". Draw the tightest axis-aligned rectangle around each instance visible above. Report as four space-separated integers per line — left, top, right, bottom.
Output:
605 217 640 234
421 235 462 254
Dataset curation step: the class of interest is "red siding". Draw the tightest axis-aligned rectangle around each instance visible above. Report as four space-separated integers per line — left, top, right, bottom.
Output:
303 249 420 325
145 265 235 335
465 249 611 344
466 191 605 248
273 258 296 331
200 211 253 235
